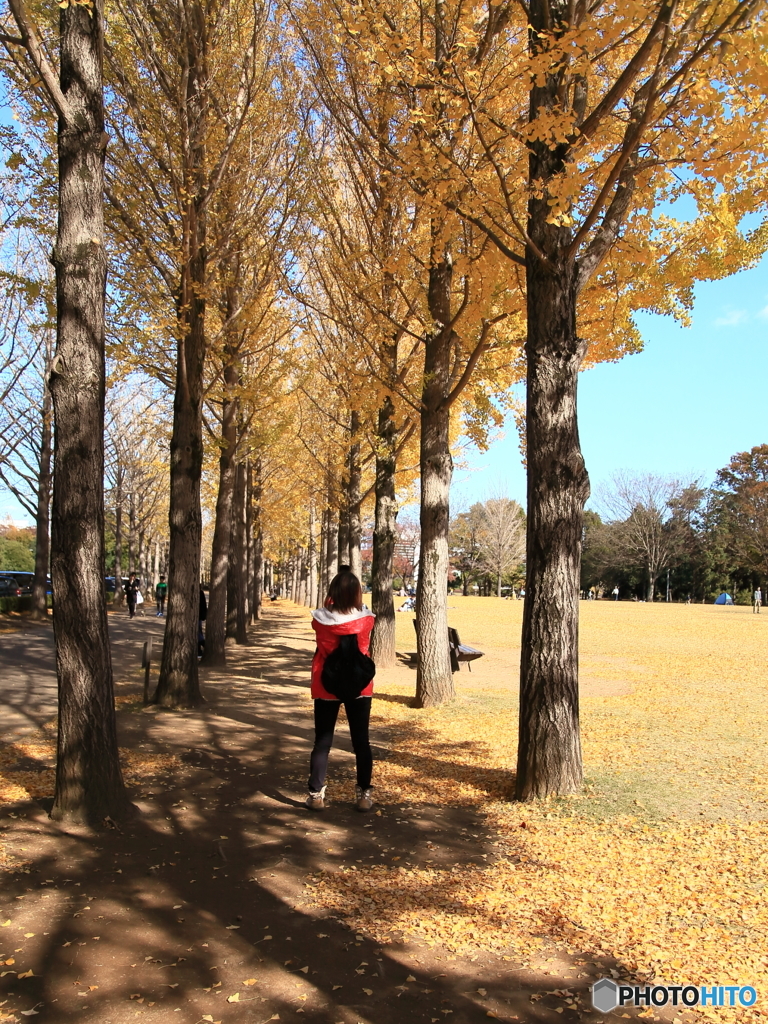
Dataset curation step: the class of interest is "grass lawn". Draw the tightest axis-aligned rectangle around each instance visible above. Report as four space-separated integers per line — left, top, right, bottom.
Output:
309 597 768 1008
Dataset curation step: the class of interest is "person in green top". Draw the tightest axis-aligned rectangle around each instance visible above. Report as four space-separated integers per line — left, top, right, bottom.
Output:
155 574 168 617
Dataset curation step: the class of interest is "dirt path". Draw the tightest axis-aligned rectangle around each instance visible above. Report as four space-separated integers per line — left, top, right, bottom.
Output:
0 605 615 1024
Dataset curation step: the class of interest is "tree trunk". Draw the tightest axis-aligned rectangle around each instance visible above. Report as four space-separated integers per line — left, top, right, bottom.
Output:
245 460 254 623
153 538 160 591
338 500 350 568
319 508 328 597
128 490 136 574
370 396 397 668
139 530 148 588
226 461 244 639
348 410 362 579
252 460 263 620
202 366 238 666
233 460 247 643
516 261 587 799
326 508 338 586
49 0 131 823
154 0 207 708
647 563 656 602
155 319 205 706
31 378 52 620
299 546 308 605
307 501 318 608
496 569 502 599
515 0 589 799
415 253 454 707
113 464 124 605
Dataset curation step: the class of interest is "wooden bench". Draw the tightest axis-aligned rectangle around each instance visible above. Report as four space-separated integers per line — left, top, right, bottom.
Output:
412 620 484 673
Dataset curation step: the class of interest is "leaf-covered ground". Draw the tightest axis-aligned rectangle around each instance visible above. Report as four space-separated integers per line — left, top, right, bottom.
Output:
0 599 764 1023
308 599 768 1020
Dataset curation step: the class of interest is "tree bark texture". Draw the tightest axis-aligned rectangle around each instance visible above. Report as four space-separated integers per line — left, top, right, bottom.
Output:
128 491 136 574
226 460 245 638
516 0 589 798
348 410 362 579
31 379 52 619
370 397 397 668
325 508 338 589
251 460 263 620
415 254 455 707
154 0 207 708
319 509 328 597
233 460 247 642
49 0 131 823
517 260 587 799
338 502 350 568
307 501 318 608
202 354 239 665
245 460 254 622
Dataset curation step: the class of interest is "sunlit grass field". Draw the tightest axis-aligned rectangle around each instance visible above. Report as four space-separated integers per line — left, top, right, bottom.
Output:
309 598 768 1011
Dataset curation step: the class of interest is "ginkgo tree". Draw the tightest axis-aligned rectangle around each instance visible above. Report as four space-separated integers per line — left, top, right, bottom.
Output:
104 0 291 705
291 12 526 698
390 0 768 796
0 0 132 822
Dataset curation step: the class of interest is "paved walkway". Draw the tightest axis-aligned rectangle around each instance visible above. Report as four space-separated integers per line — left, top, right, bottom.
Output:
0 610 168 738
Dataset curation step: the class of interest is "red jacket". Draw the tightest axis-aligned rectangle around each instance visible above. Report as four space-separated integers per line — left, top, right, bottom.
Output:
311 606 376 699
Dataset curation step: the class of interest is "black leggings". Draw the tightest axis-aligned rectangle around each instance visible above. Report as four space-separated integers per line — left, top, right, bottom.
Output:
308 697 372 792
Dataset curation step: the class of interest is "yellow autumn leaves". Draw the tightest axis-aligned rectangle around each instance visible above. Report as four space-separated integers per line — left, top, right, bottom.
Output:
306 599 768 1019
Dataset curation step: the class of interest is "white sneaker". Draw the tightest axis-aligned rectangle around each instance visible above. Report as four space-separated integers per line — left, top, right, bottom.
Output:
305 786 326 811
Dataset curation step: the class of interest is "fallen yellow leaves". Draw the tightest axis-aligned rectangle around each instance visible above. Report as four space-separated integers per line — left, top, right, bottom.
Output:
0 739 182 808
307 601 768 1022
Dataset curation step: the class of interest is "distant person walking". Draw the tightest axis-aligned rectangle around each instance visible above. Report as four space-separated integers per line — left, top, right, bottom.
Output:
612 586 619 601
754 587 762 614
124 573 140 619
155 574 167 616
306 567 376 813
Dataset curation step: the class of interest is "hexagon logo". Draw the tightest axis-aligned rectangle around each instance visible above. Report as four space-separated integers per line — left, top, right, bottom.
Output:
592 978 619 1012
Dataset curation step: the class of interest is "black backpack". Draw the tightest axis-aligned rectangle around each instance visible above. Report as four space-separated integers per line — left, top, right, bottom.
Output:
321 633 376 701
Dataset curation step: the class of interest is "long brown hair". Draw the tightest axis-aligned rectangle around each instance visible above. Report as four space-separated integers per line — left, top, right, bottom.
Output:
324 568 363 614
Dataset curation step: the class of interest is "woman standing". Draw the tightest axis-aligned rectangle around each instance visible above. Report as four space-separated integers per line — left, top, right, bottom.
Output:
307 567 376 812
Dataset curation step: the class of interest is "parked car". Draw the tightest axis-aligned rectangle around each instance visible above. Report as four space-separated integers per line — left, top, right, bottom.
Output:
1 571 34 595
0 576 22 597
105 576 130 593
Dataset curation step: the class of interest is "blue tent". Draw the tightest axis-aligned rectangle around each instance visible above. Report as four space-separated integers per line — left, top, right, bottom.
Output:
714 593 733 605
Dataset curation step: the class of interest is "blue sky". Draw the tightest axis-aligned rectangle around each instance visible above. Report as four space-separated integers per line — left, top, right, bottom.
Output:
2 253 767 525
453 252 768 510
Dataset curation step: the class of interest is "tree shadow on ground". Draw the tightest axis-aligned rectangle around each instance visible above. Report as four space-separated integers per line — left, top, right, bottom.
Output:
0 604 649 1023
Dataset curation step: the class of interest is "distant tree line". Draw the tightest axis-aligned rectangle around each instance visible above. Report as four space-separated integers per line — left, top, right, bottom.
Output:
582 447 768 603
